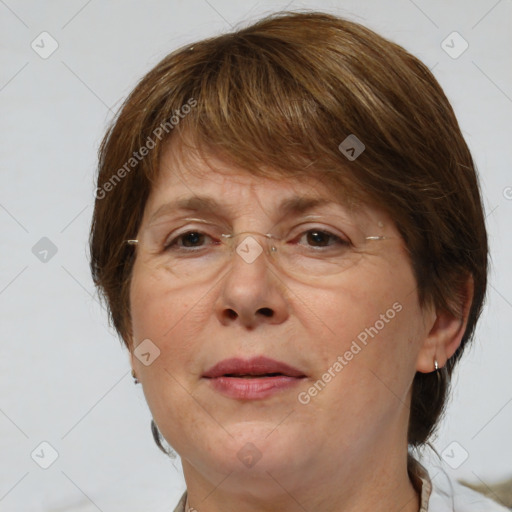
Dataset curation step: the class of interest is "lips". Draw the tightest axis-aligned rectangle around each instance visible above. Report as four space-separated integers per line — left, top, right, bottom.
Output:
202 356 306 379
202 356 307 400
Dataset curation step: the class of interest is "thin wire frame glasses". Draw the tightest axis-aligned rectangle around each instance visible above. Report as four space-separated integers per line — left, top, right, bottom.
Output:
124 223 391 287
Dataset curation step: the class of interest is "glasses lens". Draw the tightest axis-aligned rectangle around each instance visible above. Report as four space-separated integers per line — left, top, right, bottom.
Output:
135 224 227 283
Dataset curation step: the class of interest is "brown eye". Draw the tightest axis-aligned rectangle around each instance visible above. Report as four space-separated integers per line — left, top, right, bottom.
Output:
180 231 206 247
298 229 348 248
306 230 330 247
164 231 212 251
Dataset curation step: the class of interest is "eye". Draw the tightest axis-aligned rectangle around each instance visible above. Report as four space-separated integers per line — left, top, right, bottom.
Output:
164 230 217 251
296 228 349 249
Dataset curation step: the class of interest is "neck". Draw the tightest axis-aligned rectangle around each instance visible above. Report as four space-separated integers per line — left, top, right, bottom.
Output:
181 445 420 512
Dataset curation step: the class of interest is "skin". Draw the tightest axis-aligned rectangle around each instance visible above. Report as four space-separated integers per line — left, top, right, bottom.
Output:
129 135 473 512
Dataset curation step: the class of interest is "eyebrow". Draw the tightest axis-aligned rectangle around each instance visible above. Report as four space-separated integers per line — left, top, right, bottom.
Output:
148 195 342 225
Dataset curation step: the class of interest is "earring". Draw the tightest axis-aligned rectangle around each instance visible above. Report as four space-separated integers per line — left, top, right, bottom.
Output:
131 369 139 384
434 358 439 372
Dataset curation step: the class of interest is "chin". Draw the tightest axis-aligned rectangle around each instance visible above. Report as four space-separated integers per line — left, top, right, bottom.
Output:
210 421 307 475
188 444 306 499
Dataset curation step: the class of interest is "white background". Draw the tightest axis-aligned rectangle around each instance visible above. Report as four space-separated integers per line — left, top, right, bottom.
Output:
0 0 511 510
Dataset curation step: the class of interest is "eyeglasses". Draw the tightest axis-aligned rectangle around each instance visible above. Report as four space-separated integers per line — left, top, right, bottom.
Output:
125 222 391 286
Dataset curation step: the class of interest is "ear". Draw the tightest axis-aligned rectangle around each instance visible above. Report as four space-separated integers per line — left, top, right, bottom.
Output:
416 274 474 373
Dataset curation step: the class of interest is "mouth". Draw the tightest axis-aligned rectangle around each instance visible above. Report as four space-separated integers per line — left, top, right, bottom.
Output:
202 356 307 400
202 356 307 379
222 373 291 378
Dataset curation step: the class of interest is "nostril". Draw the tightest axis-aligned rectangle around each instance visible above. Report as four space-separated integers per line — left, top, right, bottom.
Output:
226 309 237 319
258 307 273 317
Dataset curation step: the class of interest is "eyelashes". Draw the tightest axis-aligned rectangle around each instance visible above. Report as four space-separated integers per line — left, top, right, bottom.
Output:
163 227 350 253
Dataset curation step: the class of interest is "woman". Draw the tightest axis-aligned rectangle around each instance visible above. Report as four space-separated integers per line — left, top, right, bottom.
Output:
89 11 508 512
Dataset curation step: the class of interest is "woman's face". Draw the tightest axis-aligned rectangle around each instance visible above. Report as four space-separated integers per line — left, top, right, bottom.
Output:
129 138 431 495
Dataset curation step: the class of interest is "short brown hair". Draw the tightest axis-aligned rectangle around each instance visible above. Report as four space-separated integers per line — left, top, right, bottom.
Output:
89 10 488 447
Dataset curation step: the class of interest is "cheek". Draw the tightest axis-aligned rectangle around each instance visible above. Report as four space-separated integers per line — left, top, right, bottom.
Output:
130 269 193 379
298 276 421 445
129 264 231 387
129 268 215 442
130 262 205 341
306 258 422 389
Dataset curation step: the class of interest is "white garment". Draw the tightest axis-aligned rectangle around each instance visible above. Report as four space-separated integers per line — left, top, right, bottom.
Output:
412 456 510 511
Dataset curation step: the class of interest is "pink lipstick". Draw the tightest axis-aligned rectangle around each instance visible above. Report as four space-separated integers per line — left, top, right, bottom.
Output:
202 356 306 400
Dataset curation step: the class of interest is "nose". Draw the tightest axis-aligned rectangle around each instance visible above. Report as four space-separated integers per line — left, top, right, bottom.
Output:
215 234 290 328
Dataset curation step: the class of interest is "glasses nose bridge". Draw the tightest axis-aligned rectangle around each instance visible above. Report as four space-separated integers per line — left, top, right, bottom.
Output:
221 231 280 265
222 229 275 238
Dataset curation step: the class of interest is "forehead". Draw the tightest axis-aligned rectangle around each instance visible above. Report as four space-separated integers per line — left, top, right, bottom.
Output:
153 137 331 197
141 135 389 231
152 136 332 194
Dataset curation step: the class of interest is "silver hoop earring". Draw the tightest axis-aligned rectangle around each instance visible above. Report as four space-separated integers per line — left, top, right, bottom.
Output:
434 359 439 371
